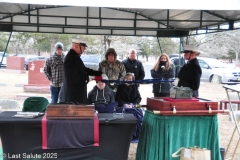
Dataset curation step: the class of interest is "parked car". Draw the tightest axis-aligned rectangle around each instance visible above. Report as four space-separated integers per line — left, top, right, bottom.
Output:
171 57 240 83
0 52 9 67
24 56 47 70
80 54 102 70
198 57 240 83
169 54 181 59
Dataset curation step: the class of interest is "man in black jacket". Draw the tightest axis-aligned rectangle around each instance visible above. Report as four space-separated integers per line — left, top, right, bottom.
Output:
122 49 145 81
62 38 103 104
177 44 202 97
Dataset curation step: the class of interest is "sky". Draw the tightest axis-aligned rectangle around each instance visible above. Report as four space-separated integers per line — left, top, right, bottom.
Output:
1 0 240 10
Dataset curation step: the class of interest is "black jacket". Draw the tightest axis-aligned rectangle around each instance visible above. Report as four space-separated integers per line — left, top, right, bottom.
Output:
173 57 186 78
115 84 142 107
62 49 102 104
177 58 202 91
151 64 175 94
122 58 145 80
88 85 115 106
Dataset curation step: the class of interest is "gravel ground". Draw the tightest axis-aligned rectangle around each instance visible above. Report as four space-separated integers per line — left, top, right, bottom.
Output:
0 70 239 160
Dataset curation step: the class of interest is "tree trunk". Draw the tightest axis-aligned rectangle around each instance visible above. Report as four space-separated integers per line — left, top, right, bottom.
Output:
236 51 239 63
107 39 111 48
103 36 107 53
50 39 55 54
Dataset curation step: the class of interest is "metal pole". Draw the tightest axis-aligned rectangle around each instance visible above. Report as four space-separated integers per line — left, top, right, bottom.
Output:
224 88 240 159
157 37 162 53
179 37 182 56
0 32 12 68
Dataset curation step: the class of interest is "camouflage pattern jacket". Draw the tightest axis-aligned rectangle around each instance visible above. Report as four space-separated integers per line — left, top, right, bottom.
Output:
99 60 126 81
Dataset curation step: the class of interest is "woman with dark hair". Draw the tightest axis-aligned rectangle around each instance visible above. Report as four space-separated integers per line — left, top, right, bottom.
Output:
115 73 143 142
151 53 175 97
115 73 141 108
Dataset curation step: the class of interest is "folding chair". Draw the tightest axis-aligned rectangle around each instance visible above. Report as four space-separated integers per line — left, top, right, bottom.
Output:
22 97 49 112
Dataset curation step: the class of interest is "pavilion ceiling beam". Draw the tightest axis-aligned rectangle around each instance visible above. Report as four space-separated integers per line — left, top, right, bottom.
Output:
108 7 172 29
28 4 30 23
0 12 229 23
203 10 229 21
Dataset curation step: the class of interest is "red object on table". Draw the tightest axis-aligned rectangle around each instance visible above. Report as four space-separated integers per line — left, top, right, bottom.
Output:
163 97 199 102
153 110 228 116
146 97 219 115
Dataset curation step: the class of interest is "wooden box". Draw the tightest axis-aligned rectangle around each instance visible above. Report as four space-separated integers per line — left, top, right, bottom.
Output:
147 97 220 115
46 103 95 119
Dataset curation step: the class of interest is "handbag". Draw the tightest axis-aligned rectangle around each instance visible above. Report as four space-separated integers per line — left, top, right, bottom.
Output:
172 146 211 160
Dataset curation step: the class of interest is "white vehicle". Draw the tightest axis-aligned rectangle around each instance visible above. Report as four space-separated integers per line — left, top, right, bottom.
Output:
80 54 102 70
197 57 240 83
0 52 9 67
172 57 240 83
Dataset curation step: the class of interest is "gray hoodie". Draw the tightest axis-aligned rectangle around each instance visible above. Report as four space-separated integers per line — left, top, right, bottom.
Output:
87 85 115 106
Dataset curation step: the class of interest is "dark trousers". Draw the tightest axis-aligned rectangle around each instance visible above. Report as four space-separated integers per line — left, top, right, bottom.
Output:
193 90 199 98
154 93 170 97
50 85 61 103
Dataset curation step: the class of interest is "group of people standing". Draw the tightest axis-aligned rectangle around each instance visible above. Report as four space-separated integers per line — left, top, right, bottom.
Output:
43 39 202 105
43 38 202 141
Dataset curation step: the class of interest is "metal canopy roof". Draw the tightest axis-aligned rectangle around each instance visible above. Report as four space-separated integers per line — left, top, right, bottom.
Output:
0 2 240 37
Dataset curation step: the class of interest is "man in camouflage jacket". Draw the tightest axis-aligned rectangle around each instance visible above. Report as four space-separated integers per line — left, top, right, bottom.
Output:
99 48 126 91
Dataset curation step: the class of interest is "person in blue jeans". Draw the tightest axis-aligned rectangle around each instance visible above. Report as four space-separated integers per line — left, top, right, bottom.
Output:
44 42 65 103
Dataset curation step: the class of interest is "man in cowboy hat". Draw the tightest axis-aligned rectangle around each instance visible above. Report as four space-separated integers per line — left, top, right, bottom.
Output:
177 44 202 97
62 38 103 104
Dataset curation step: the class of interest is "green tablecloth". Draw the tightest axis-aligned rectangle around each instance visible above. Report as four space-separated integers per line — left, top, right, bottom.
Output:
136 110 221 160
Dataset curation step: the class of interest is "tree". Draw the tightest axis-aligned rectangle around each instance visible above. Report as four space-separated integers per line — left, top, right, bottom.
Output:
9 32 33 55
137 37 154 61
0 32 10 52
187 30 240 62
156 37 179 55
222 31 240 62
136 37 179 61
83 35 104 55
187 33 229 58
32 33 72 55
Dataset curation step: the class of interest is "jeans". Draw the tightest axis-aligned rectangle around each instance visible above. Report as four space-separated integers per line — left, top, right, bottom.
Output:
50 85 61 103
193 90 199 98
